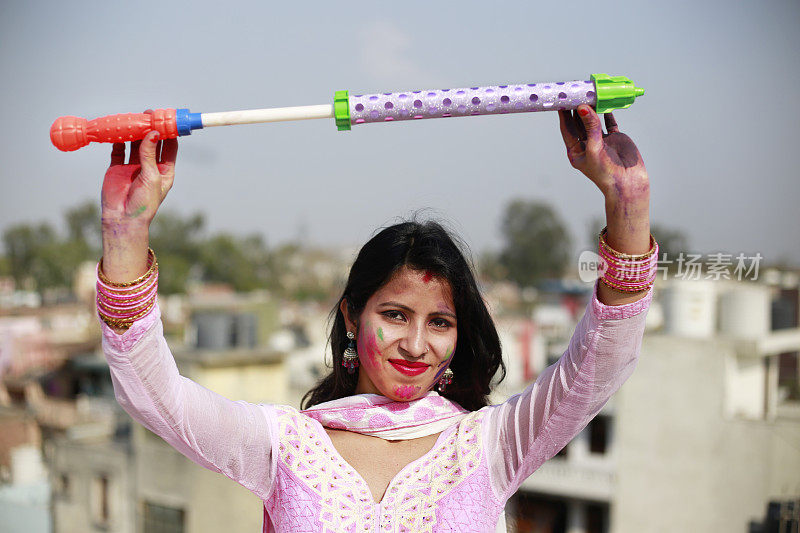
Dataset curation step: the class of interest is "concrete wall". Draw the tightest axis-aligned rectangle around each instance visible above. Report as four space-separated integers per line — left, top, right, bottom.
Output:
612 335 800 532
194 362 287 405
51 439 134 533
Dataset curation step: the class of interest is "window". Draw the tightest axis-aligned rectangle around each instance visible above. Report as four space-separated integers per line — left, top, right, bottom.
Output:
586 502 610 533
589 415 611 455
143 501 185 533
90 474 111 527
508 491 567 532
56 473 70 500
778 352 799 401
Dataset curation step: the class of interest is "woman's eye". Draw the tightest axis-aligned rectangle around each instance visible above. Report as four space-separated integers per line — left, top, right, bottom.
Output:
383 310 406 321
431 318 453 329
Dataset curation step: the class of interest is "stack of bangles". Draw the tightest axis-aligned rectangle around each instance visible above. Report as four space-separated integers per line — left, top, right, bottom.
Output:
96 248 158 330
598 227 659 293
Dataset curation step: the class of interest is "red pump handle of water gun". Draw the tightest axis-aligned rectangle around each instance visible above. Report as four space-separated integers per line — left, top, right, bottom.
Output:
50 109 179 152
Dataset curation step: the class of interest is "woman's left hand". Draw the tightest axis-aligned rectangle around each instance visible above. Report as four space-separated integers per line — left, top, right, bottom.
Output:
558 104 649 206
559 104 652 305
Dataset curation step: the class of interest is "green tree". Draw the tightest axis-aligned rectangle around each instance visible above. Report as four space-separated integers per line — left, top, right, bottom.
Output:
0 200 323 298
65 201 101 256
498 200 571 287
3 223 62 291
3 202 104 294
650 224 689 263
200 233 272 292
149 212 205 294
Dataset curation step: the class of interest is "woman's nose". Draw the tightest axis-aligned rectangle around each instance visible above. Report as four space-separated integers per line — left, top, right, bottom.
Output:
399 322 427 358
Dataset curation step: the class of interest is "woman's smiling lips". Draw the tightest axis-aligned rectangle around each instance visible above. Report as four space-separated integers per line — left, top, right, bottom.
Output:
388 359 430 376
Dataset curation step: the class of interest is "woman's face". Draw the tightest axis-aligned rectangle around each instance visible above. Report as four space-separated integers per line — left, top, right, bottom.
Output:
343 266 457 401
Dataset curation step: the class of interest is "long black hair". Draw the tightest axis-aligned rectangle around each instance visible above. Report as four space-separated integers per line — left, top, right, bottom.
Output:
301 220 505 412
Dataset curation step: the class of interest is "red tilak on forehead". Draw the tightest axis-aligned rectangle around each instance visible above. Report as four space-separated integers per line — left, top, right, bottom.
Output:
422 270 433 283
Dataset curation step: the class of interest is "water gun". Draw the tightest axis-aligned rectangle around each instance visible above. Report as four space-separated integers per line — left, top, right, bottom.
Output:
50 73 644 152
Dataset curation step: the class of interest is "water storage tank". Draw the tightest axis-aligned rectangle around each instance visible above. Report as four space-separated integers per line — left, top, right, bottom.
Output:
11 445 46 485
193 311 258 349
661 279 717 338
193 312 235 349
718 283 771 340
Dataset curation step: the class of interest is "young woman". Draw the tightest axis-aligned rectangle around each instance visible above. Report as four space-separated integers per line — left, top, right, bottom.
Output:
97 104 655 532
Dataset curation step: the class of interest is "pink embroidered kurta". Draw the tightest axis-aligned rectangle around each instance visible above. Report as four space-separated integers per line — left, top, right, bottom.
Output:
102 282 651 532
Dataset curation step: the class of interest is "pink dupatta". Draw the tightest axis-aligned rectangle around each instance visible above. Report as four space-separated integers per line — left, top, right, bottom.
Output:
302 391 469 440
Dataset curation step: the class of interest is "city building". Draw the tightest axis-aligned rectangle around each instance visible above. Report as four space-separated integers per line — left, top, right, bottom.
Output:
502 273 800 532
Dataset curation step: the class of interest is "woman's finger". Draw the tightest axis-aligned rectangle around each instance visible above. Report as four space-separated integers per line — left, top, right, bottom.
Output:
558 110 584 153
137 131 161 186
128 140 141 164
160 138 178 167
572 110 587 141
110 143 125 166
558 110 579 142
604 112 619 134
577 105 603 153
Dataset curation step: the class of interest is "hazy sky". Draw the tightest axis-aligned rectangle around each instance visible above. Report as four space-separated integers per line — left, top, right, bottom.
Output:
2 0 799 266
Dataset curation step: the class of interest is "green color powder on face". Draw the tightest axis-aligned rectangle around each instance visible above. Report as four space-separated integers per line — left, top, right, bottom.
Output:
377 327 384 341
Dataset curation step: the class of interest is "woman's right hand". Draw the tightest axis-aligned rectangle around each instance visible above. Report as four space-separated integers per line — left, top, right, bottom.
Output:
100 127 178 283
102 128 177 225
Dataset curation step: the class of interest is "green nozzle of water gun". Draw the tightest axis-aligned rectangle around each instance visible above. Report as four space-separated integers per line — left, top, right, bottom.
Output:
591 73 645 114
334 90 351 131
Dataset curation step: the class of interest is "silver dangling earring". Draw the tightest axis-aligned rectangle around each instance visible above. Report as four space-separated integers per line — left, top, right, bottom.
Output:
437 368 454 392
342 331 359 374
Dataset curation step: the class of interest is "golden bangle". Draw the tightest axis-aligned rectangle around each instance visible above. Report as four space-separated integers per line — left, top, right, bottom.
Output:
599 227 657 261
97 289 155 306
600 276 653 293
97 266 158 296
98 248 157 288
97 295 156 316
98 298 156 327
96 276 158 302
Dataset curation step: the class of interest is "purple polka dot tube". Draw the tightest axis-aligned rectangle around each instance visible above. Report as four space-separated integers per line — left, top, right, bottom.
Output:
349 79 596 126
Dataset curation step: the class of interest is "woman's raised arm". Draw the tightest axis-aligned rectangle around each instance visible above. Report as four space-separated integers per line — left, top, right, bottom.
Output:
98 127 277 499
558 105 652 306
483 107 654 498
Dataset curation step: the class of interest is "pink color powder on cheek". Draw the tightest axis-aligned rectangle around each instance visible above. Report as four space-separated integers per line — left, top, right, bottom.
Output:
357 324 381 367
394 385 420 399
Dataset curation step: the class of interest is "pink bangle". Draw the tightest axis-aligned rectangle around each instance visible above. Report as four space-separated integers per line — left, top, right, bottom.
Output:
600 276 655 293
97 298 156 325
600 254 656 279
95 249 160 330
97 289 157 315
96 263 158 294
96 274 158 302
598 248 656 267
601 261 654 281
603 271 657 287
597 227 659 293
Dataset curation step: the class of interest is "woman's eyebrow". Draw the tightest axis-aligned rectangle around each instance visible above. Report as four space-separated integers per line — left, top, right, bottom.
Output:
378 301 456 319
